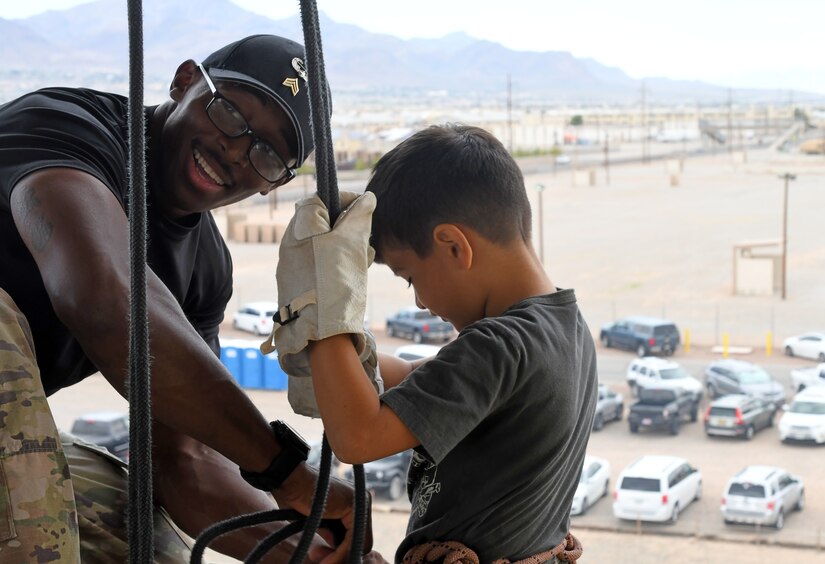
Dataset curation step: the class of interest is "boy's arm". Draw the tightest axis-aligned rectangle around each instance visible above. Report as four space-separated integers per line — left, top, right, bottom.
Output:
310 336 419 463
375 351 428 390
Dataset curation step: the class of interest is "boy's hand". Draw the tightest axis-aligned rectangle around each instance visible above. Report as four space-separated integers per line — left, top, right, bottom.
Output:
263 191 381 417
263 191 375 356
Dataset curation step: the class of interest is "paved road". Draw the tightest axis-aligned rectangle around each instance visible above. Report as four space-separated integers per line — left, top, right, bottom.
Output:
46 148 825 561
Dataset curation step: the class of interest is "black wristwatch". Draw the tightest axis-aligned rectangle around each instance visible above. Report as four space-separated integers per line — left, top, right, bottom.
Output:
240 421 310 491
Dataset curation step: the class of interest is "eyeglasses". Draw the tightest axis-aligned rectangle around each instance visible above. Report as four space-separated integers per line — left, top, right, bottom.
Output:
198 63 295 184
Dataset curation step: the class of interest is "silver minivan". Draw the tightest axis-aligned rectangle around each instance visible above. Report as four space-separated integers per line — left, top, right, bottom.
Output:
613 455 702 523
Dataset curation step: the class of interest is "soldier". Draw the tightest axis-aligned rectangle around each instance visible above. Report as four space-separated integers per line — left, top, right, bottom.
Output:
0 35 372 563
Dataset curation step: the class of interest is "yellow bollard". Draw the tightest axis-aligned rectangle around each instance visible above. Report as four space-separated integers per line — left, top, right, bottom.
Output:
723 333 729 358
684 329 691 354
766 331 772 357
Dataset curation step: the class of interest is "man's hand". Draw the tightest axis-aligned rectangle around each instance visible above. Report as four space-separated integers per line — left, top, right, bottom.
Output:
273 462 374 562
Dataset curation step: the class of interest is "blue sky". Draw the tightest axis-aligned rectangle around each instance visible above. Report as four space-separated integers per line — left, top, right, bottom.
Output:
4 0 824 93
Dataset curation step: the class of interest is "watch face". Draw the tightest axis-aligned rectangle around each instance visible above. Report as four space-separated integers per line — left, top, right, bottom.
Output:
273 421 310 457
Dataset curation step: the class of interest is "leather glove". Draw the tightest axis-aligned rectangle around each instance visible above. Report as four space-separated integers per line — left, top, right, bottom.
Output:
260 191 382 418
280 329 384 418
261 191 375 356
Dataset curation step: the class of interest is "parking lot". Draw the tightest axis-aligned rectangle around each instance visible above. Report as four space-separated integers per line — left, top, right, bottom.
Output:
47 145 825 561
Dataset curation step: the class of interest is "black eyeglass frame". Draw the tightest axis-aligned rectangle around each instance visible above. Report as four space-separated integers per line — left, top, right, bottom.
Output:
198 63 296 185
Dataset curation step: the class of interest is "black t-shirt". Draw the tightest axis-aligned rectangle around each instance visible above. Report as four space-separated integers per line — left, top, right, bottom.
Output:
0 87 232 395
381 290 598 562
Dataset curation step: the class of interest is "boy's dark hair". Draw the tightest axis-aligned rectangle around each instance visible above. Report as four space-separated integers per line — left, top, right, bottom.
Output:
366 124 532 262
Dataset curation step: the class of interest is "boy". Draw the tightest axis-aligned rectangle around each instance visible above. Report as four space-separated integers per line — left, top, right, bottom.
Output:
275 124 597 563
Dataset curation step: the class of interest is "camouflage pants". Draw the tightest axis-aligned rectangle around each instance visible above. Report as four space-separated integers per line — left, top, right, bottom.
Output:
0 288 190 563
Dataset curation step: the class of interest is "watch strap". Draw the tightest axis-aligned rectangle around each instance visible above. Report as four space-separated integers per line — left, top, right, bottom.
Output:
239 421 310 491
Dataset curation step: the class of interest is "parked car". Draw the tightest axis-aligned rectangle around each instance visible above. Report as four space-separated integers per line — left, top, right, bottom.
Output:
593 385 623 431
783 331 825 362
790 363 825 393
626 357 703 402
777 387 825 444
571 455 611 516
232 301 278 336
69 412 130 462
386 307 454 344
704 359 786 411
703 394 774 440
612 455 702 523
721 465 804 529
393 344 442 361
599 316 680 357
344 449 413 501
628 387 697 435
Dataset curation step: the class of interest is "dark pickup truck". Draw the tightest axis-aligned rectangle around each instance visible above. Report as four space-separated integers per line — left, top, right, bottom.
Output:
386 307 454 344
628 388 697 435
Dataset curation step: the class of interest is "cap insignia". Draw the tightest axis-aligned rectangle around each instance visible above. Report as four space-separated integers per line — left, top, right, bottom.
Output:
292 58 308 82
282 77 300 96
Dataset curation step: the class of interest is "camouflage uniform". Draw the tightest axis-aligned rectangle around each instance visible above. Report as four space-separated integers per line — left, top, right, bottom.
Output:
0 288 191 563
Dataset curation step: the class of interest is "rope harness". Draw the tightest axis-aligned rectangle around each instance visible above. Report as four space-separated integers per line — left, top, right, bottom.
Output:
402 533 583 564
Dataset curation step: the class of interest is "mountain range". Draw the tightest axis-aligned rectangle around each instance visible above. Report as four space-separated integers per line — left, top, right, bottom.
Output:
0 0 812 105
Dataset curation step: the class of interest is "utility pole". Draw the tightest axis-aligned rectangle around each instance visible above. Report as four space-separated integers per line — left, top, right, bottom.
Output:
534 184 545 266
727 88 733 155
604 134 610 185
507 74 513 153
778 173 796 300
640 80 647 163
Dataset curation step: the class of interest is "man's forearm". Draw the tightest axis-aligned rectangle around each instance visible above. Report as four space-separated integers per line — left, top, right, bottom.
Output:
153 431 318 563
70 272 279 472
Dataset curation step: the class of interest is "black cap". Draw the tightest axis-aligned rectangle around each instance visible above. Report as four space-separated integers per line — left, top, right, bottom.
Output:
202 34 320 167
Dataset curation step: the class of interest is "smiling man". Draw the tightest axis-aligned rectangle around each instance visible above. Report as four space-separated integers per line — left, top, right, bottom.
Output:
0 35 370 563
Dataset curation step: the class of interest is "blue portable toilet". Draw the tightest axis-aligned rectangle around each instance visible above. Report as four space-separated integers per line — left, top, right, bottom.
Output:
240 346 264 389
263 351 288 391
219 341 242 384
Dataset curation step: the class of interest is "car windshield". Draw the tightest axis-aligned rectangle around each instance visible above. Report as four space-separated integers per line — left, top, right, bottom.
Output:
412 311 435 320
638 389 676 404
70 420 111 436
789 401 825 415
709 407 736 417
653 325 677 336
620 477 660 492
659 367 689 380
738 369 770 384
728 482 765 498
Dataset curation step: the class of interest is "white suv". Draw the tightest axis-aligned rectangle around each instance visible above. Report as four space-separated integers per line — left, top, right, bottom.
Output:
612 455 702 523
721 465 804 529
627 357 703 403
778 387 825 444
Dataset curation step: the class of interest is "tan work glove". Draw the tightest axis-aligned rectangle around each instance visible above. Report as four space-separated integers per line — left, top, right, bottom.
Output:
261 191 383 417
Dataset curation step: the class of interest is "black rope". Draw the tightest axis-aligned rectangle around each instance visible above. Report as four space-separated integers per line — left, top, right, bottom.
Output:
350 463 369 562
286 433 334 563
298 2 369 562
125 0 153 563
299 0 340 223
190 509 301 564
191 2 371 561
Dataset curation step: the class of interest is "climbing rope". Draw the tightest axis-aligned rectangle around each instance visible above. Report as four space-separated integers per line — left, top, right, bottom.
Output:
189 2 370 562
125 0 154 562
